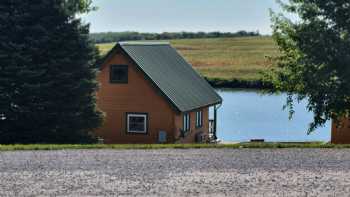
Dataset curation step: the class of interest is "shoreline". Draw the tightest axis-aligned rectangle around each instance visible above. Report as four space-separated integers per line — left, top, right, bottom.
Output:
205 77 274 90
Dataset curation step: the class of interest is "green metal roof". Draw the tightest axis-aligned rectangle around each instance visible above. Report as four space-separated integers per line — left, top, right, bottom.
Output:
107 41 222 112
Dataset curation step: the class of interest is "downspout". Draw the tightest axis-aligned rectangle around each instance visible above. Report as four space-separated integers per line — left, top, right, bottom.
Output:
213 103 222 140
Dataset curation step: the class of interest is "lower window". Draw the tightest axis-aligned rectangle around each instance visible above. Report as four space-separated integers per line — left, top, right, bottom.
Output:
183 113 190 132
127 113 148 134
196 110 203 128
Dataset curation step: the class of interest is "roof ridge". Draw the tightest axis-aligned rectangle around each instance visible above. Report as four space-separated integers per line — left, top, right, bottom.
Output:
119 41 170 46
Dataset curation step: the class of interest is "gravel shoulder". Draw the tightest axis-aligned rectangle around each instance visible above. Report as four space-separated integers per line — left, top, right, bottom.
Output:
0 149 350 196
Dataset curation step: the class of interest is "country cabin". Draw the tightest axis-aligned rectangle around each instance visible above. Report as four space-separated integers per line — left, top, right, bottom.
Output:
95 42 222 144
332 118 350 144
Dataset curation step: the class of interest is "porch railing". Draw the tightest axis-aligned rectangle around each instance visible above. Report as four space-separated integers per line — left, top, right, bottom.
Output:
209 119 215 140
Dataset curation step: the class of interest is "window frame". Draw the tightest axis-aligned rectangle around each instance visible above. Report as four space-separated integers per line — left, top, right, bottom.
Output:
126 113 148 134
183 113 190 132
110 65 128 84
195 110 203 128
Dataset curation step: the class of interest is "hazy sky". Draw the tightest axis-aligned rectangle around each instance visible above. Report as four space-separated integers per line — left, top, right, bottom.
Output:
82 0 283 34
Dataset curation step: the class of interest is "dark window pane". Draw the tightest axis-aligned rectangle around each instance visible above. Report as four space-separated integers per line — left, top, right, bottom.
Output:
183 113 190 131
128 115 147 133
110 65 128 83
196 111 202 127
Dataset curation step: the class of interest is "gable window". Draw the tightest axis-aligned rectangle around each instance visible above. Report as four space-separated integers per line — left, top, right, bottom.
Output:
195 110 203 128
127 113 148 134
183 113 190 132
110 65 128 83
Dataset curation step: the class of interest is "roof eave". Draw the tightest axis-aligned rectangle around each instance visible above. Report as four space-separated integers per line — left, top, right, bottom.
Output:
180 99 223 113
97 43 120 70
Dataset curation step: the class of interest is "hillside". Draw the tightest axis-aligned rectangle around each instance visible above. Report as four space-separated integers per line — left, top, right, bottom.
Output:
97 36 279 87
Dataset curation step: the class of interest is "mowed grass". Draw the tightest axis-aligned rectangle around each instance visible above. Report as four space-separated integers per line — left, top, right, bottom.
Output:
96 36 279 82
1 142 350 151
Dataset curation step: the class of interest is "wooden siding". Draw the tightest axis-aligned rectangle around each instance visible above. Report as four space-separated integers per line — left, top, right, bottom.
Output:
331 118 350 144
174 107 210 143
96 49 176 144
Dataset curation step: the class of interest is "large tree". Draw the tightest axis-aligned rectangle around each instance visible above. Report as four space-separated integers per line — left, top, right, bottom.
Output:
269 0 350 132
0 0 103 143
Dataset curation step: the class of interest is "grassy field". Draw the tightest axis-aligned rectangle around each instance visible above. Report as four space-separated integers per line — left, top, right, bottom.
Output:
97 36 279 87
1 142 350 151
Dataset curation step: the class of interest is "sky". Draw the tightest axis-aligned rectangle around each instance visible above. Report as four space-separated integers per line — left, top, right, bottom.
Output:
82 0 283 35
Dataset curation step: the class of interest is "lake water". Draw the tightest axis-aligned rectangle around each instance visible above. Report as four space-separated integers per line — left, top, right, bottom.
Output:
211 89 331 142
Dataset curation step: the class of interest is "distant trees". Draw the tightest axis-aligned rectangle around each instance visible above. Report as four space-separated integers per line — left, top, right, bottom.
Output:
269 0 350 132
0 0 103 143
90 31 261 43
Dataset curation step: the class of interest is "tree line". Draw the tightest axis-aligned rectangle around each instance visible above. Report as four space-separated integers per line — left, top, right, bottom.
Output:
90 31 260 43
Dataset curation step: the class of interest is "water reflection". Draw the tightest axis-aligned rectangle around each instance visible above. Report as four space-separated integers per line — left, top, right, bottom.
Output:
211 89 331 142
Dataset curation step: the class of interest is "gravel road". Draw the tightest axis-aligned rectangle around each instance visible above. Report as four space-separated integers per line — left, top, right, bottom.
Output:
0 149 350 197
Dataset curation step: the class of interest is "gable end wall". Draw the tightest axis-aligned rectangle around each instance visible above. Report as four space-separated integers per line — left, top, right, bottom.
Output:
96 49 176 143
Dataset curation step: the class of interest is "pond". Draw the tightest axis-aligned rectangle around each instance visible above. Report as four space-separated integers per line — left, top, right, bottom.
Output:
211 89 331 142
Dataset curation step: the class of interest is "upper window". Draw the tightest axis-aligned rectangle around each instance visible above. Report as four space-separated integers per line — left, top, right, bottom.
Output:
195 110 203 128
110 65 128 84
127 113 148 134
183 113 190 132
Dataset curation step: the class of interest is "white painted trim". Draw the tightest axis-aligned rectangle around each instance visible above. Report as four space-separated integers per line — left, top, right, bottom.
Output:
127 114 147 133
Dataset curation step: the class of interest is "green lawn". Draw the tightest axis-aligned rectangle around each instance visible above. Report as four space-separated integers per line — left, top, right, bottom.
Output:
97 36 279 83
0 142 350 151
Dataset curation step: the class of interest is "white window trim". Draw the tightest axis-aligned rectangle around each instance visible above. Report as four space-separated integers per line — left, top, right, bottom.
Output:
196 111 203 127
127 113 147 134
183 113 190 131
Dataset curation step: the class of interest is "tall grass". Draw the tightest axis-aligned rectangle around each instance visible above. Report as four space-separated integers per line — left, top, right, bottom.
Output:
96 36 279 85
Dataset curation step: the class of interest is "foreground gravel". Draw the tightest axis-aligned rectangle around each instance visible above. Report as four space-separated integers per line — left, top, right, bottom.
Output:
0 149 350 197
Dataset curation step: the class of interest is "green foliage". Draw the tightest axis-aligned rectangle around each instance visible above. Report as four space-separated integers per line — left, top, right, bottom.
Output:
269 0 350 132
62 0 95 15
0 0 103 144
90 31 261 44
206 77 273 89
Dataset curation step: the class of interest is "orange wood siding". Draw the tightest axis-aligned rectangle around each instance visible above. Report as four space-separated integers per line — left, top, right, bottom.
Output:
174 107 210 143
331 118 350 144
95 50 176 144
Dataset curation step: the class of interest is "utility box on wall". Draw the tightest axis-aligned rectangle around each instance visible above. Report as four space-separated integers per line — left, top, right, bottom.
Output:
158 131 167 143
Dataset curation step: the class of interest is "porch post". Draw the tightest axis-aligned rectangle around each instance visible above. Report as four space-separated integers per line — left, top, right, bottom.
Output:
213 105 218 140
